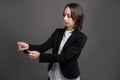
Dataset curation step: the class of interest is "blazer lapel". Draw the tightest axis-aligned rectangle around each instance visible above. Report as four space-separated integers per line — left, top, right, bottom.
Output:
62 30 77 52
57 29 65 50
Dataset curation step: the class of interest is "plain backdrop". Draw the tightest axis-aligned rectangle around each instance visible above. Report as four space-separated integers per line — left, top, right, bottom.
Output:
0 0 120 80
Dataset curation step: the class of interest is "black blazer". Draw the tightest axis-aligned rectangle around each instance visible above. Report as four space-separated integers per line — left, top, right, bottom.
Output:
28 28 87 79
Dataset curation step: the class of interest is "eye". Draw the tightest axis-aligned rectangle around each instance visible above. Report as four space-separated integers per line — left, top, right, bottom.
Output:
68 15 71 18
63 13 72 18
67 14 71 18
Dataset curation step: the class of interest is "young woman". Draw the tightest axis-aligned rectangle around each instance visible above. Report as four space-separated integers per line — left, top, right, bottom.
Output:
17 3 87 80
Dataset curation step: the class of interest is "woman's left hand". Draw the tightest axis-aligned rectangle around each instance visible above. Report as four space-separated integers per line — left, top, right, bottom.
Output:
27 50 40 59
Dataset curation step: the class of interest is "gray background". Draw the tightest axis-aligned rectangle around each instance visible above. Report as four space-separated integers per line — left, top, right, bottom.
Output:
0 0 120 80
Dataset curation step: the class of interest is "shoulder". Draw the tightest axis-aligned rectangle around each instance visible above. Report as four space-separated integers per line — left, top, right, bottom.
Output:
75 31 87 46
55 28 65 31
74 30 87 40
54 28 65 34
80 31 87 40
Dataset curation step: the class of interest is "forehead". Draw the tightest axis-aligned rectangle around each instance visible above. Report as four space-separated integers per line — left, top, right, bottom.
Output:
64 7 71 14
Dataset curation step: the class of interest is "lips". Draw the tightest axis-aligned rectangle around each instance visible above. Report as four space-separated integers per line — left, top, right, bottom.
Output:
64 21 68 24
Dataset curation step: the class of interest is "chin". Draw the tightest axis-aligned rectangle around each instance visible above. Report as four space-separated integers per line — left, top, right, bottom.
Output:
65 25 69 28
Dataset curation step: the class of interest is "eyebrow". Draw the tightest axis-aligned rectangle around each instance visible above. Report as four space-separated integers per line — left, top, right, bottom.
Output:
63 13 71 16
67 14 71 15
64 13 71 16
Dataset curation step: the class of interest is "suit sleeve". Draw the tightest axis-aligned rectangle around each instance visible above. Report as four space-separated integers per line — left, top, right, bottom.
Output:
39 33 87 63
26 29 58 53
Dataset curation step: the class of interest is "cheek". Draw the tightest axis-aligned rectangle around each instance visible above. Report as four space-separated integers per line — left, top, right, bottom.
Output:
70 20 75 25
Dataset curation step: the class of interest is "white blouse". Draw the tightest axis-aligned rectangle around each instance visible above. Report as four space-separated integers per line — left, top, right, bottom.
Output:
48 30 80 80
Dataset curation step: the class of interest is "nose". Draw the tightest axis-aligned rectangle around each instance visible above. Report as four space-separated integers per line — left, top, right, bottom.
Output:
64 15 68 21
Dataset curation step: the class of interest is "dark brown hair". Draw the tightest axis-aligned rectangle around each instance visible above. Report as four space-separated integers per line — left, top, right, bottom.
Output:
63 3 84 30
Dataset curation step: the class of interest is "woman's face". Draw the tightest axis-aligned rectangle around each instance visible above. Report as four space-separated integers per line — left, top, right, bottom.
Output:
63 7 75 30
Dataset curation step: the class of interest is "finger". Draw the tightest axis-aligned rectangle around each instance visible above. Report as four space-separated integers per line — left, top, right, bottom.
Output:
16 42 24 51
28 50 36 54
17 42 22 46
28 54 37 59
28 55 35 60
28 53 33 56
18 47 25 51
27 50 32 54
17 46 23 51
16 42 20 50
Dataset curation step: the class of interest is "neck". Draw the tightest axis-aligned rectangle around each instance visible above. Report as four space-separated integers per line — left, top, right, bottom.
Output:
66 27 74 31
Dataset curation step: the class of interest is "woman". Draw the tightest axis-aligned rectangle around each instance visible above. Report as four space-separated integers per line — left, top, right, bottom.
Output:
17 3 87 80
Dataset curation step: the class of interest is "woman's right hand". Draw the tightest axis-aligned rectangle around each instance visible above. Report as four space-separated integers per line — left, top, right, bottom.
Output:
17 42 29 51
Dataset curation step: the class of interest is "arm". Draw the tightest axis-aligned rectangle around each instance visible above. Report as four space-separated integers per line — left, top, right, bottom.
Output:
39 33 87 63
27 29 58 53
17 29 58 59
